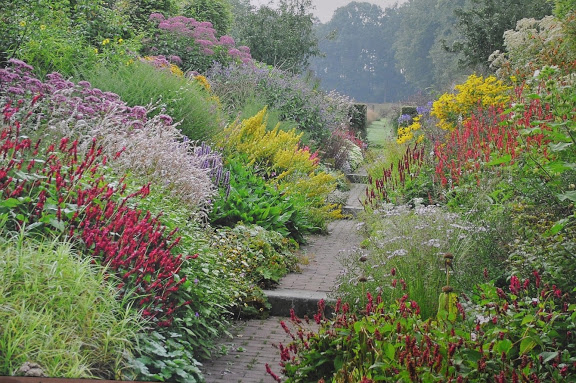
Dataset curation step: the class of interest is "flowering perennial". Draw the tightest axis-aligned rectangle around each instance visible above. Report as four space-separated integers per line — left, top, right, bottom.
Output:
431 75 512 131
0 104 192 326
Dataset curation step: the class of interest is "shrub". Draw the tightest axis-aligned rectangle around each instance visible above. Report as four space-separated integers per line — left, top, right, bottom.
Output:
2 0 133 76
431 74 511 131
489 16 575 82
206 62 353 146
207 224 300 317
218 107 320 180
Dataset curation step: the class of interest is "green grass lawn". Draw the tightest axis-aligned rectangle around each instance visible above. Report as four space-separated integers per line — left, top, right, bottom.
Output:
366 118 394 147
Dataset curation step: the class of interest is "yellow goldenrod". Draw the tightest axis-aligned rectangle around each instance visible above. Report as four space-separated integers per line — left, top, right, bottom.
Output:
431 74 511 131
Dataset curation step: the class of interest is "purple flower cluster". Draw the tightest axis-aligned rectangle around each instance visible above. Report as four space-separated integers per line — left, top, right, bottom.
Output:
194 142 230 197
416 101 433 115
398 114 413 125
1 59 148 130
144 14 252 73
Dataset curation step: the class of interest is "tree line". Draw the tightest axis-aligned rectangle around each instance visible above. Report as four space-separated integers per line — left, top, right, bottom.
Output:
229 0 554 103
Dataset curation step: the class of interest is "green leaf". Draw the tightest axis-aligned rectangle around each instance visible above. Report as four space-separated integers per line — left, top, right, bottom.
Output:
539 351 559 363
486 154 511 166
545 160 576 173
496 339 513 354
0 198 21 208
520 337 537 355
544 218 569 237
558 191 576 202
521 314 535 325
549 142 573 152
384 342 395 360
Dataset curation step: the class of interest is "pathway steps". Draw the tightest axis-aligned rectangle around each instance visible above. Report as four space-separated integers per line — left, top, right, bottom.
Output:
201 178 366 383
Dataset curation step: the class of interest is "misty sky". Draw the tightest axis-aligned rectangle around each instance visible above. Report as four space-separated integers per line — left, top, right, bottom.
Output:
250 0 407 23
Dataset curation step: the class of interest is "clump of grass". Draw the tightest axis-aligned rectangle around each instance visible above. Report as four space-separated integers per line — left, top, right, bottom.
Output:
334 203 488 319
80 60 224 141
0 227 145 379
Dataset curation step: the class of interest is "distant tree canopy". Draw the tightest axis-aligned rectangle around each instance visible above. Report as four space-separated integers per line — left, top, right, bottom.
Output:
393 0 469 92
231 0 320 73
310 2 414 103
450 0 554 72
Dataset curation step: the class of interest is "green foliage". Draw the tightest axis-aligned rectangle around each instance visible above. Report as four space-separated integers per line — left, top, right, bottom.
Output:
120 0 177 32
207 62 353 149
1 0 133 74
208 224 299 317
180 0 233 36
552 0 576 18
0 234 144 379
128 330 203 382
209 156 315 242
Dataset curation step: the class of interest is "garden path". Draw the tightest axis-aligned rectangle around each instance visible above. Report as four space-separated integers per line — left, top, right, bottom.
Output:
200 178 367 383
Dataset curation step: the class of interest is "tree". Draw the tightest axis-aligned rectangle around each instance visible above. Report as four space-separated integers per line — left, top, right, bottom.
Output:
450 0 553 72
393 0 468 92
231 0 320 73
180 0 233 36
310 2 414 102
121 0 177 32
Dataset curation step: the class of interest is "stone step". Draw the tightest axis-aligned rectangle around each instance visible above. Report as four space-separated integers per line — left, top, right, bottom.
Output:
346 173 369 184
342 205 363 217
263 289 335 318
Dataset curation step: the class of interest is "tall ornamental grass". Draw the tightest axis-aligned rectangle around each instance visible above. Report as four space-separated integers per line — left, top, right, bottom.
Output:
0 232 144 379
80 58 225 141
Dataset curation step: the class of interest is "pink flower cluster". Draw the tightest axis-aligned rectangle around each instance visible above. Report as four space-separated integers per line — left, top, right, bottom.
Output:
146 13 252 72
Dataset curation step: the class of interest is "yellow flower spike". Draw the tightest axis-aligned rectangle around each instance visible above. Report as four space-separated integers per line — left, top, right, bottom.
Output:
19 21 26 27
40 25 46 31
102 38 110 45
117 38 123 44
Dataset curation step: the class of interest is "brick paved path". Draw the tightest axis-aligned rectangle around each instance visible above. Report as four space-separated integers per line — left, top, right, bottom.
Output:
200 182 366 383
